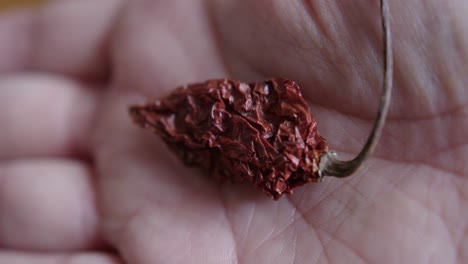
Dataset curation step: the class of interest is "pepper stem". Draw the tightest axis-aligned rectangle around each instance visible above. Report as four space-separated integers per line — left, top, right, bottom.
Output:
318 0 393 178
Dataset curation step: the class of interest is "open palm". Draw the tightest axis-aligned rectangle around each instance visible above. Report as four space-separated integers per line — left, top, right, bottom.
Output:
1 0 466 263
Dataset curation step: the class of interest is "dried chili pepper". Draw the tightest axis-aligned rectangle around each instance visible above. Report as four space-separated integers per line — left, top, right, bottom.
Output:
129 0 393 199
130 78 329 199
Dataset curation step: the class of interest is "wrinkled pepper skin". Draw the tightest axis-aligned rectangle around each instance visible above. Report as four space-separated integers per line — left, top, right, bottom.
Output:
130 78 328 199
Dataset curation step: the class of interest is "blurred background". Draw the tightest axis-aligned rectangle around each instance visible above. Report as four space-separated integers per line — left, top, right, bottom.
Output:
0 0 47 11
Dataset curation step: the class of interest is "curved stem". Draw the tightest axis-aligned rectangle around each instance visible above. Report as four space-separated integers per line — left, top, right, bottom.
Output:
318 0 393 178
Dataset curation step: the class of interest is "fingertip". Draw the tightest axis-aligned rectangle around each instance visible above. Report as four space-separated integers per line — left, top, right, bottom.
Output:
0 159 104 251
0 0 123 80
0 73 101 159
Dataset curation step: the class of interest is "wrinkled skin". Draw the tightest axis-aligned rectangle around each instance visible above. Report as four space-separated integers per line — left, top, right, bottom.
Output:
0 0 467 263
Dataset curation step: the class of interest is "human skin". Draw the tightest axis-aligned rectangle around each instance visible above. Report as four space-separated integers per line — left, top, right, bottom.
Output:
0 0 466 263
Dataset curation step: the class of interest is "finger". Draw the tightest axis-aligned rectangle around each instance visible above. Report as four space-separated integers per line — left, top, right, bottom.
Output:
0 0 122 80
111 0 226 95
0 73 100 159
0 251 122 264
0 159 103 251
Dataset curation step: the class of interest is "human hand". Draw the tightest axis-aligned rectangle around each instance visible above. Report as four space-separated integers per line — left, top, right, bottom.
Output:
0 0 466 263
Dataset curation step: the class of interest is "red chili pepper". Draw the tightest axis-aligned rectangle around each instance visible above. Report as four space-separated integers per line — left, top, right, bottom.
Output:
130 78 329 199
